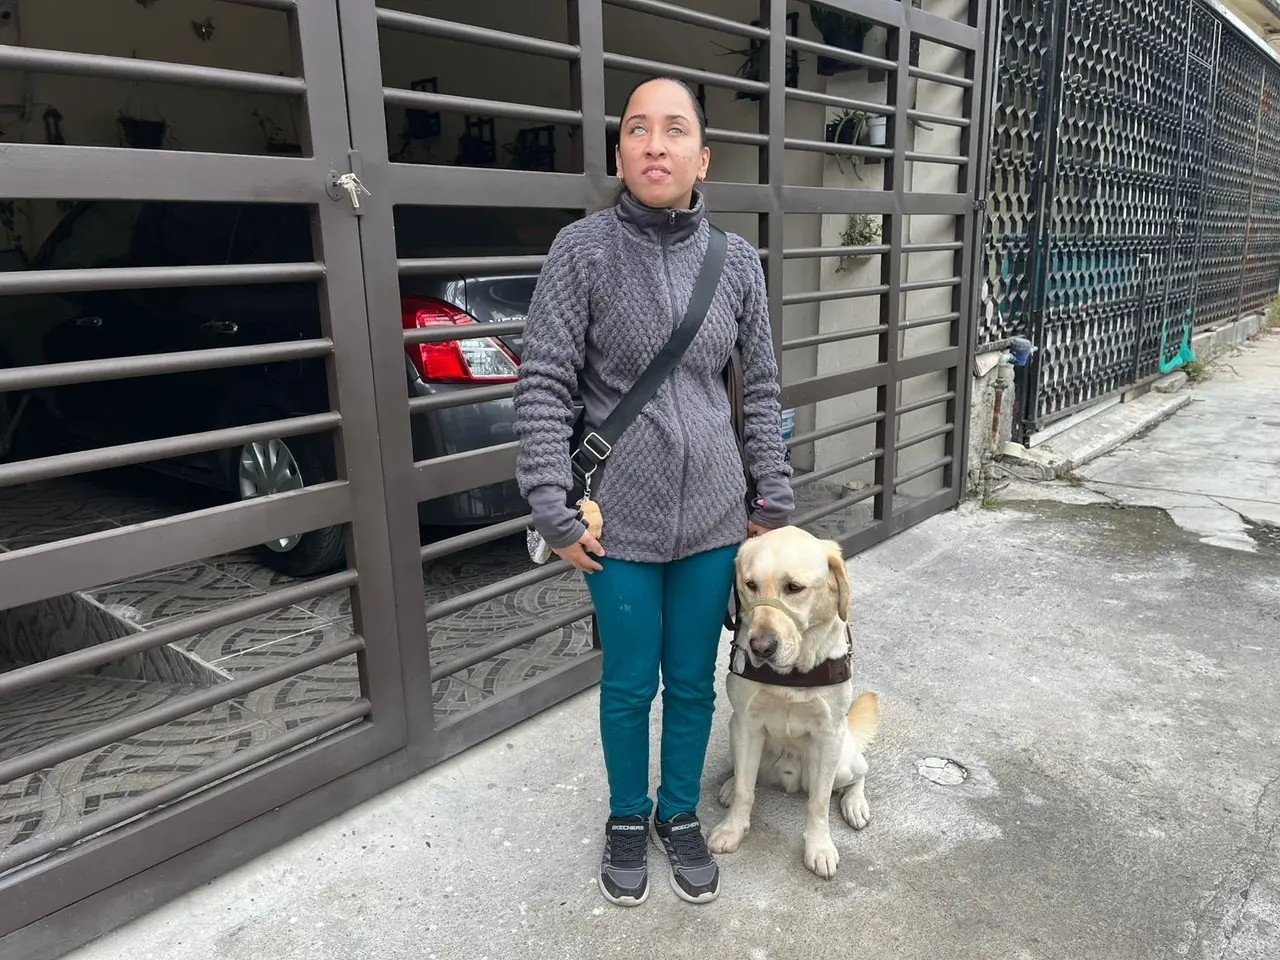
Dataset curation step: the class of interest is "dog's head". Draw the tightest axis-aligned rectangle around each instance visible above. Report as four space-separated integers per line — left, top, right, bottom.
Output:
734 526 851 672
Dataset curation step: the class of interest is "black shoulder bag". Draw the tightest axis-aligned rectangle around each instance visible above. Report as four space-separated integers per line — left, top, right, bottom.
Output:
526 224 729 566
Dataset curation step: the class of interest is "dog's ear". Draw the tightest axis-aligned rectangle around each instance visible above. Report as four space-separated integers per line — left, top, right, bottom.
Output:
735 536 756 591
825 540 851 621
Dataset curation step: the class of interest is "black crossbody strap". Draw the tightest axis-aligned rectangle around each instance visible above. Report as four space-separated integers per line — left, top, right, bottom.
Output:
573 225 728 479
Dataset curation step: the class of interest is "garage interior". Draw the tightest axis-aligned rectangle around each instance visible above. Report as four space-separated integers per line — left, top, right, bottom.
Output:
0 0 986 955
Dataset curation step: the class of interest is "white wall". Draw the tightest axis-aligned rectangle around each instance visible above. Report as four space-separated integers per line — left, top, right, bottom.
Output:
0 0 295 249
809 0 971 501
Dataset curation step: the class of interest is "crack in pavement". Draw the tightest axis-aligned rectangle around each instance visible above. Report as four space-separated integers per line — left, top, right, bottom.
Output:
1213 770 1280 959
1084 478 1280 511
1074 480 1276 553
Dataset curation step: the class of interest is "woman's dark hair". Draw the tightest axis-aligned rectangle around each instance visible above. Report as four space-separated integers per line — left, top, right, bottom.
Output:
602 76 708 208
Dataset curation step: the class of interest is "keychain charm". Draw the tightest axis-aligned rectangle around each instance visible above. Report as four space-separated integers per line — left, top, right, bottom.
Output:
577 496 604 541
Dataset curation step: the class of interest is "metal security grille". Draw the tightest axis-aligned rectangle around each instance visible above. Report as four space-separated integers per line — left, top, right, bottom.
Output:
979 0 1052 348
984 0 1280 434
0 1 991 955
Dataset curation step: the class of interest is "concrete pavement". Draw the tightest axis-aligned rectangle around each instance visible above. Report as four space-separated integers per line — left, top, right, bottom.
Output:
67 335 1280 960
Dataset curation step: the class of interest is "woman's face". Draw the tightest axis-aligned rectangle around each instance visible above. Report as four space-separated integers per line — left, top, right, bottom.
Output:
616 79 710 210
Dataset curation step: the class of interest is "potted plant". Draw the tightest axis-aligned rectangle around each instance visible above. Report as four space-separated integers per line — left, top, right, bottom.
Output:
809 7 869 76
503 125 556 171
254 110 302 155
825 109 867 177
716 14 801 101
118 110 167 149
835 214 882 273
865 113 888 147
716 37 764 102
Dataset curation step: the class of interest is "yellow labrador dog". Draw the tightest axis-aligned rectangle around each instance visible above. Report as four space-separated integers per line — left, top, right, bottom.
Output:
708 525 880 879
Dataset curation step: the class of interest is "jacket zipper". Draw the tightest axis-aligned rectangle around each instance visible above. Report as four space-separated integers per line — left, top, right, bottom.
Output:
664 208 693 559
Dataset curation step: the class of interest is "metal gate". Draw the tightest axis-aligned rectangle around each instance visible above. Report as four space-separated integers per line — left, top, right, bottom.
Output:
982 0 1280 438
0 0 990 955
0 3 418 954
332 0 992 565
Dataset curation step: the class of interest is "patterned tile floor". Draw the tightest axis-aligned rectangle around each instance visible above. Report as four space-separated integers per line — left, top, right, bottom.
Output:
0 469 596 863
0 468 880 863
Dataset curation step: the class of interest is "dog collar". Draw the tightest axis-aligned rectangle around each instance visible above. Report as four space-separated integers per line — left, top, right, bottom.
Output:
728 606 854 688
730 646 852 687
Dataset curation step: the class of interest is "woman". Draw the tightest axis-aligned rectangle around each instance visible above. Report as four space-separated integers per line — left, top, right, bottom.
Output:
513 76 794 907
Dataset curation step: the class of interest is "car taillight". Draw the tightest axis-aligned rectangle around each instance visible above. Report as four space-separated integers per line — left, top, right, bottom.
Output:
400 297 519 384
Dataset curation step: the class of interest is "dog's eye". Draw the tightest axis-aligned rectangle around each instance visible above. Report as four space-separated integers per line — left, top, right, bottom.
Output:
744 579 758 592
784 581 806 594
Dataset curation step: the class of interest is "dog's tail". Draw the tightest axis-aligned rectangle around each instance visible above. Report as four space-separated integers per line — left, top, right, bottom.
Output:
845 692 880 751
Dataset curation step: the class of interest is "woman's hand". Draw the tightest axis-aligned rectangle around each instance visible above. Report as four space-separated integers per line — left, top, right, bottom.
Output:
554 530 606 573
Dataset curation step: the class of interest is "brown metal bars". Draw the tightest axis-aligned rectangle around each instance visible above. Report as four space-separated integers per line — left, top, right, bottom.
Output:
0 0 413 933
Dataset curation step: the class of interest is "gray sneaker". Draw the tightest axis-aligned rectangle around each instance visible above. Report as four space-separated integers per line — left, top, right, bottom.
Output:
653 813 720 904
599 816 649 906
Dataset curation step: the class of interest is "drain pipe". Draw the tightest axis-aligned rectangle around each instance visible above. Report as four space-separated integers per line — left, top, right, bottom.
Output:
980 338 1033 500
990 361 1011 457
990 337 1034 457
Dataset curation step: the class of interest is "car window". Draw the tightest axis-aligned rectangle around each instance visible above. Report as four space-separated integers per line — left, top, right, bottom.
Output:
393 206 577 257
142 203 240 266
228 205 314 263
39 202 146 270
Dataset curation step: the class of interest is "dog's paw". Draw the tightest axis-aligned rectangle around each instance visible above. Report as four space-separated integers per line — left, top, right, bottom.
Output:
708 820 748 854
717 776 735 807
804 834 840 880
840 784 871 830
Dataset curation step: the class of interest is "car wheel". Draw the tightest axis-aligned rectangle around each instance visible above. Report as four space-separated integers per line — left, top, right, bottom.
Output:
235 433 347 578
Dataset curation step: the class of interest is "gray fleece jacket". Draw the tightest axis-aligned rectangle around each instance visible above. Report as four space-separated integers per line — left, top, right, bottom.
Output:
513 189 794 565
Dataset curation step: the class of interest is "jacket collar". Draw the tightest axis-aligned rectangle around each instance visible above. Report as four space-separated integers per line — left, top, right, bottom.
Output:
616 187 706 245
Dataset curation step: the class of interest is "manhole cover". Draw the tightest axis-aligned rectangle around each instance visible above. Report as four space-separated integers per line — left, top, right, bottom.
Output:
917 757 968 785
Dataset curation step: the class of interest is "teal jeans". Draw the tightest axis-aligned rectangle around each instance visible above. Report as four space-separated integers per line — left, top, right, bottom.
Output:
585 544 738 822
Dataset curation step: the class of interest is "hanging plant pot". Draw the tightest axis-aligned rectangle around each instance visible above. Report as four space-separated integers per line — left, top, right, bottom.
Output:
119 116 167 149
864 115 888 147
826 116 859 146
810 9 869 76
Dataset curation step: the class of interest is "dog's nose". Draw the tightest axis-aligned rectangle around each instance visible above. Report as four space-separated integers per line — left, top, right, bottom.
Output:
749 634 779 658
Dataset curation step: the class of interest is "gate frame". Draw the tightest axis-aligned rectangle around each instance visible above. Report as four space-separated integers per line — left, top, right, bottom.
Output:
0 2 424 956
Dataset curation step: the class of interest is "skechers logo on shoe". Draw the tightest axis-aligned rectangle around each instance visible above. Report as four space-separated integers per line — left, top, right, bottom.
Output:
613 824 646 832
669 822 700 834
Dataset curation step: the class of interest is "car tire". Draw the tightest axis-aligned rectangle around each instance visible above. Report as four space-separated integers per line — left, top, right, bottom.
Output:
233 431 347 579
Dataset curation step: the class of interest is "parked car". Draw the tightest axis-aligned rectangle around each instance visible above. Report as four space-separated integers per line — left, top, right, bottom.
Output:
0 200 577 576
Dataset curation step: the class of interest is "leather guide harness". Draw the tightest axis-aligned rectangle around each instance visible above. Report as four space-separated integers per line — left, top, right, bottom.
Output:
727 597 853 688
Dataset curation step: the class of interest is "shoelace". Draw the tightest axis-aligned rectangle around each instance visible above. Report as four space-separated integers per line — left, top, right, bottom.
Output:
668 824 711 865
609 830 648 867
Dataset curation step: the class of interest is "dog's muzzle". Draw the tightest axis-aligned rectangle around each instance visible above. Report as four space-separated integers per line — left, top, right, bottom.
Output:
738 596 806 666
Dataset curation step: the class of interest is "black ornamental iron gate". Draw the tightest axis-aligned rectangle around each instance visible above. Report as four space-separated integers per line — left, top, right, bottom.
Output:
0 1 990 955
981 0 1280 437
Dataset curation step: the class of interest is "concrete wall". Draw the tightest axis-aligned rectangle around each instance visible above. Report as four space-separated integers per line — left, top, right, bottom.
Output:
967 349 1015 492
